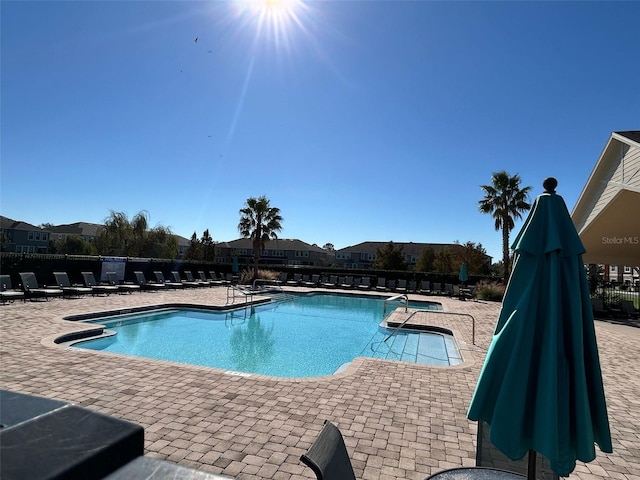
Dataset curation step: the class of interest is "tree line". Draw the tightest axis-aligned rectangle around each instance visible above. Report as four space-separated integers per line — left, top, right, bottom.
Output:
47 171 531 282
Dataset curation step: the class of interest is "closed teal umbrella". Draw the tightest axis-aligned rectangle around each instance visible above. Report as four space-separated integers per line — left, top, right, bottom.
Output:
468 178 612 478
232 256 239 274
459 263 468 284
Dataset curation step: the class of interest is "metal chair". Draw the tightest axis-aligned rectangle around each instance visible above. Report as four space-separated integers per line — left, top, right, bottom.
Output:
300 420 356 480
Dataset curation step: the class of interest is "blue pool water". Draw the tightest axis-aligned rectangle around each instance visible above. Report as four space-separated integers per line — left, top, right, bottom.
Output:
73 294 461 377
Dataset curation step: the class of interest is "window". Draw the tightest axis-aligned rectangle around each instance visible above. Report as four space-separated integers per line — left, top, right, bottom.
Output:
42 233 48 241
624 266 631 273
35 232 41 241
28 231 34 240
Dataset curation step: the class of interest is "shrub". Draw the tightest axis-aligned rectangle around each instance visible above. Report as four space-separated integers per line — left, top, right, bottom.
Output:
475 280 506 302
239 268 280 284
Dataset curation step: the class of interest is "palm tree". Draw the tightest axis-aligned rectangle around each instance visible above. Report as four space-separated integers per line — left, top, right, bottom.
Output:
238 196 283 278
479 171 532 282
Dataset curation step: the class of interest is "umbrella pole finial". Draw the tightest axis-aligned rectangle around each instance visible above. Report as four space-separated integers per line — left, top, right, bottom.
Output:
543 177 557 193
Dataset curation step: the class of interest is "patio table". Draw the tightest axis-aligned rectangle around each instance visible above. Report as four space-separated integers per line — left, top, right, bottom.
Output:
426 467 525 479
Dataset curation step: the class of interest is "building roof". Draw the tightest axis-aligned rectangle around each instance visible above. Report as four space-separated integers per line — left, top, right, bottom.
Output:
220 238 327 253
0 216 41 231
615 130 640 145
48 222 103 237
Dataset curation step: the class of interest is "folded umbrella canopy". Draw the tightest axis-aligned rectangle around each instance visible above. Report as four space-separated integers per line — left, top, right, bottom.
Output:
459 263 468 284
468 178 612 478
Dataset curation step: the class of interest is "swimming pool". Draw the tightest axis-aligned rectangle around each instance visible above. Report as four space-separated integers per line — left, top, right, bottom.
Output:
71 293 461 377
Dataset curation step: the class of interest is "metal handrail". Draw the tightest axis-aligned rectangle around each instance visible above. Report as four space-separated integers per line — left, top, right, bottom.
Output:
383 310 476 346
383 294 408 316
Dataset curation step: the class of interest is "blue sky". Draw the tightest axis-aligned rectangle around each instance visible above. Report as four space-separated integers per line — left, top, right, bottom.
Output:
2 0 639 261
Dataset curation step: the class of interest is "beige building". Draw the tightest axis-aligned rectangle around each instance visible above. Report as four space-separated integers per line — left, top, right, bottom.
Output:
571 131 640 273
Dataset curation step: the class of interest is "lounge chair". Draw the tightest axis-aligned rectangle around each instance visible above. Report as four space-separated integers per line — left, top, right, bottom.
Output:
278 272 288 284
1 275 25 303
287 273 302 286
81 271 119 296
300 420 357 480
154 271 184 289
19 272 63 301
134 271 165 291
53 272 93 298
339 276 354 289
419 281 431 294
356 277 371 290
460 285 477 301
408 280 417 293
170 271 199 288
198 271 219 286
375 278 387 291
432 282 442 294
208 272 229 285
321 275 338 288
301 274 320 287
184 270 208 287
395 279 407 293
444 283 454 296
104 272 140 294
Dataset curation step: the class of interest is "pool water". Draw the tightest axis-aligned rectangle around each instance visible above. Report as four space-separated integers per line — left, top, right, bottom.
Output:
73 294 461 377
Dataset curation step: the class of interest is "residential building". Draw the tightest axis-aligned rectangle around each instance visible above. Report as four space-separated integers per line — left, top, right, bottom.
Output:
47 222 103 242
0 216 50 254
334 241 482 270
571 130 640 283
215 238 333 267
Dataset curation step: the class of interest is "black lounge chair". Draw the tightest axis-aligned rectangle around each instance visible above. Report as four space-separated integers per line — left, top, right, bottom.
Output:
81 271 119 295
184 270 208 287
106 272 140 294
300 420 357 480
53 272 93 298
154 271 184 289
286 273 302 286
134 271 165 291
1 275 25 303
395 279 407 293
419 281 431 294
321 275 338 288
18 272 63 301
302 274 320 287
356 277 371 290
375 278 387 291
170 271 199 288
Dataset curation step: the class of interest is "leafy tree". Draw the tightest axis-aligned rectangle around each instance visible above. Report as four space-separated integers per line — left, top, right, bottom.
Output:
372 242 408 270
451 241 491 275
50 236 97 255
95 210 177 258
238 196 283 277
322 243 335 251
479 171 531 282
184 232 202 260
200 229 215 262
434 248 453 274
415 246 435 272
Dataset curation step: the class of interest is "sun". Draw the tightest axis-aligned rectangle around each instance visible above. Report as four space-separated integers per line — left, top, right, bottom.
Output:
233 0 307 50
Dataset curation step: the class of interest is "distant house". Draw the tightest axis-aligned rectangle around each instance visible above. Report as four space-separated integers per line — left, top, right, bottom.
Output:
215 238 333 267
334 241 478 269
0 216 50 254
47 222 103 243
571 130 640 269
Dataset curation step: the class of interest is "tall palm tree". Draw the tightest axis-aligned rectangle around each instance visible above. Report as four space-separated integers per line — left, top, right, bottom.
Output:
238 196 283 278
479 171 532 282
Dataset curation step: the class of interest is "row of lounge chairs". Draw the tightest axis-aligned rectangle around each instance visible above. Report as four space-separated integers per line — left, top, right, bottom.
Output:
278 274 477 299
0 270 232 303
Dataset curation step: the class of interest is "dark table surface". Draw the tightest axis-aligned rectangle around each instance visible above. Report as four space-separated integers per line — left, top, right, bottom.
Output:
426 467 526 480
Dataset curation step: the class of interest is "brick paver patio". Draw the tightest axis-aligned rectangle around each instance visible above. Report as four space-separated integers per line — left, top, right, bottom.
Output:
1 287 638 479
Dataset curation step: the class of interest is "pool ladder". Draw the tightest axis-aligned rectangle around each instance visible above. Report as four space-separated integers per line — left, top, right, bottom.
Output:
383 294 408 316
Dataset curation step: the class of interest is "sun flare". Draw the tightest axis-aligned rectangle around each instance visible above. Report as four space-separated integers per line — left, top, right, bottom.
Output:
234 0 307 50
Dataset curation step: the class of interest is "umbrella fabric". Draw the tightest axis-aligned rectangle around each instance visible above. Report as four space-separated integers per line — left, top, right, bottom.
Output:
468 191 612 477
459 263 468 283
232 256 239 274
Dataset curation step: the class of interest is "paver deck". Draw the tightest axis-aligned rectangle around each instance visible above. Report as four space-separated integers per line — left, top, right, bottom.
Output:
1 287 638 480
